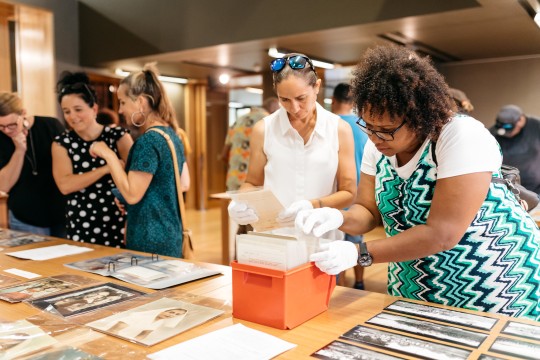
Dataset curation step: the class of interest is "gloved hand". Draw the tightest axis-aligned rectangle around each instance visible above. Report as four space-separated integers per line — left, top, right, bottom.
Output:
309 241 358 275
277 200 313 225
295 208 344 238
228 200 259 225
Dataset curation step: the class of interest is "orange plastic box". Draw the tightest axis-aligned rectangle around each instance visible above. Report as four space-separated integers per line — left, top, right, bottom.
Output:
231 260 336 329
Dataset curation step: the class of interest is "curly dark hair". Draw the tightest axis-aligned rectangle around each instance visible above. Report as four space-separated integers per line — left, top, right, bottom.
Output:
56 71 97 107
351 45 455 141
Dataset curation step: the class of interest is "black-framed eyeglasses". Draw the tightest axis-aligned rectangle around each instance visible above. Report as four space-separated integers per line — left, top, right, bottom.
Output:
0 122 18 131
356 117 406 141
270 55 316 73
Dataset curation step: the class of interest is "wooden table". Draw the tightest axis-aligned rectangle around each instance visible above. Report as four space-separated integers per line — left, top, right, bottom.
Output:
1 235 539 359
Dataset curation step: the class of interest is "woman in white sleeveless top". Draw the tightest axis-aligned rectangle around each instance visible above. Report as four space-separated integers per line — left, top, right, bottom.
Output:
228 53 356 240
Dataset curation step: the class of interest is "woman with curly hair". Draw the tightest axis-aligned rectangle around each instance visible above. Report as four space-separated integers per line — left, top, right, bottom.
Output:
296 45 540 321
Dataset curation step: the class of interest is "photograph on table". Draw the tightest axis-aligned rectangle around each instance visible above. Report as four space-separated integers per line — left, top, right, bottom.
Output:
0 229 30 240
366 312 488 348
489 336 540 359
501 321 540 341
384 300 497 330
312 340 405 360
86 297 224 346
30 282 145 317
341 325 471 360
477 355 506 360
64 252 156 276
0 234 49 248
25 346 103 360
0 319 57 360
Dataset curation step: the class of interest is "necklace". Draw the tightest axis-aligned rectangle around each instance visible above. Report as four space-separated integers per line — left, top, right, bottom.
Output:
25 128 38 176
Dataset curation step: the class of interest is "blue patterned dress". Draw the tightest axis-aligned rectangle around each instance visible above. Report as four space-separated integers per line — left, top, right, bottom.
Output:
377 143 540 321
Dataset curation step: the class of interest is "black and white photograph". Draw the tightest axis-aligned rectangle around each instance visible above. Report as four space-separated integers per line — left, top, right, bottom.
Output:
64 252 155 276
87 297 224 346
312 340 404 360
501 321 540 341
489 336 540 360
0 229 29 241
366 312 487 348
384 300 497 330
0 277 79 303
477 355 506 360
30 283 145 317
0 234 49 248
341 325 471 360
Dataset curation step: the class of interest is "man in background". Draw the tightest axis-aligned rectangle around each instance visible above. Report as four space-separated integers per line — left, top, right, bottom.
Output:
490 105 540 195
220 97 279 233
331 83 368 290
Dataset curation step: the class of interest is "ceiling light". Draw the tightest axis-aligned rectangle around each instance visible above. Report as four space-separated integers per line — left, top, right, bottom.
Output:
268 48 337 69
245 87 263 94
114 68 188 84
219 73 231 85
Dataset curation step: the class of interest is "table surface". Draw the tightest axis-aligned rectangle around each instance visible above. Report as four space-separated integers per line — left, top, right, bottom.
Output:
1 234 539 359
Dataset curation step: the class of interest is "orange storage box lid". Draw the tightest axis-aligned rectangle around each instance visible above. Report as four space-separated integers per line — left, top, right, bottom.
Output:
231 260 336 329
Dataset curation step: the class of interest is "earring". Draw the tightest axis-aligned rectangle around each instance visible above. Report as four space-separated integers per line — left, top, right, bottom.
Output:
22 118 29 129
130 110 147 127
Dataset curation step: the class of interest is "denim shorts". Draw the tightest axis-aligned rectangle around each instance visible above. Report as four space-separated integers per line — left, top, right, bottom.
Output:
9 210 66 238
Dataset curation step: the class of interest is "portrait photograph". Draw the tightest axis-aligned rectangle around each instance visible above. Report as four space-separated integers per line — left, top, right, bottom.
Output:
489 336 540 360
366 312 487 348
312 340 404 360
384 300 497 330
501 321 540 341
30 283 145 317
0 319 57 360
87 297 224 346
341 325 471 360
0 277 79 303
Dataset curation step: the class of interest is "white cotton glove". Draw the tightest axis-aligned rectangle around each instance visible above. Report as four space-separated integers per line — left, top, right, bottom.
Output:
276 200 313 225
228 200 259 225
309 241 358 275
295 208 344 238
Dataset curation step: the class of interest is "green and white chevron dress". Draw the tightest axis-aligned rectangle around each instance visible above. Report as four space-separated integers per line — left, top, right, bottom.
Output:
377 143 540 321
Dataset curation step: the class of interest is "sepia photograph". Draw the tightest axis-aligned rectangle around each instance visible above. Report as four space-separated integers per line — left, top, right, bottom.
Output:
341 325 471 360
30 283 145 317
384 300 497 330
0 277 78 303
501 321 540 341
489 336 540 360
312 340 405 360
87 297 224 346
0 319 57 360
0 234 49 247
366 312 487 348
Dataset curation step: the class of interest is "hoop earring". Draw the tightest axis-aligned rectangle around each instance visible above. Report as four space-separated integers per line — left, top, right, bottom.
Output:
130 111 147 127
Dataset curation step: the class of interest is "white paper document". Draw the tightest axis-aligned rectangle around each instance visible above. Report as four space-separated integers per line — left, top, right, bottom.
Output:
4 268 41 279
228 188 285 232
5 244 93 260
148 323 296 360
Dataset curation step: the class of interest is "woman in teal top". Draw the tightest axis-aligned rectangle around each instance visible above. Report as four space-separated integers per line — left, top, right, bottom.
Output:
90 63 188 258
296 45 540 321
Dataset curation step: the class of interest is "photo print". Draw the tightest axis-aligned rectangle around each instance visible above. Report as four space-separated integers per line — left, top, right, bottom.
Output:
0 319 57 360
312 340 405 360
0 234 48 248
477 355 506 360
501 321 540 341
489 336 540 360
341 325 471 360
0 277 79 303
30 283 145 317
384 300 497 330
25 346 103 360
366 312 487 348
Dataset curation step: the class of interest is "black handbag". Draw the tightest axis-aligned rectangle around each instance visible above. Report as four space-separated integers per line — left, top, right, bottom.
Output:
492 164 540 212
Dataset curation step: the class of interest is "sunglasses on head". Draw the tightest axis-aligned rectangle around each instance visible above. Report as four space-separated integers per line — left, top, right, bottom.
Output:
60 82 96 103
270 55 316 73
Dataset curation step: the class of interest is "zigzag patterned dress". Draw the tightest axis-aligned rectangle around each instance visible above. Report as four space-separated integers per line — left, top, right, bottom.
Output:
377 143 540 321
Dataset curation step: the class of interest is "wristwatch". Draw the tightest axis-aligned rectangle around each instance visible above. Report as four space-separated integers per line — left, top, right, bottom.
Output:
357 242 373 267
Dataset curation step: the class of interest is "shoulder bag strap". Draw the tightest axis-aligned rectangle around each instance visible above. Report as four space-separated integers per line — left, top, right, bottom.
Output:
146 128 187 228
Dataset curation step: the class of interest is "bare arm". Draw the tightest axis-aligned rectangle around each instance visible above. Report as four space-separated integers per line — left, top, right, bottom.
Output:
51 142 110 195
90 142 152 204
241 120 266 190
315 119 357 209
0 133 26 192
180 162 190 192
116 133 134 162
355 171 492 263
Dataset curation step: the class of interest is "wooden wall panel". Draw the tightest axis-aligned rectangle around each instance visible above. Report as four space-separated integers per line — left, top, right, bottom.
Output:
0 3 14 92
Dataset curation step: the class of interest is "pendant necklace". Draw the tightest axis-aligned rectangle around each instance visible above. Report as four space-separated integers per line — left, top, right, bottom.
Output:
25 128 38 176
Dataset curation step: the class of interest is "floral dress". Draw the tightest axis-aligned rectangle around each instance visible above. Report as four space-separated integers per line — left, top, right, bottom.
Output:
55 127 128 247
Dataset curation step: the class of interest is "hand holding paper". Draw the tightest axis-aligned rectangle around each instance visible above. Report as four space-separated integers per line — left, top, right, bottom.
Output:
228 200 259 225
295 208 344 238
277 200 313 225
309 241 358 275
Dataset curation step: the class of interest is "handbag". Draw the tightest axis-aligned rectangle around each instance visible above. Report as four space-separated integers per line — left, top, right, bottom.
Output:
147 128 195 259
492 164 540 212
